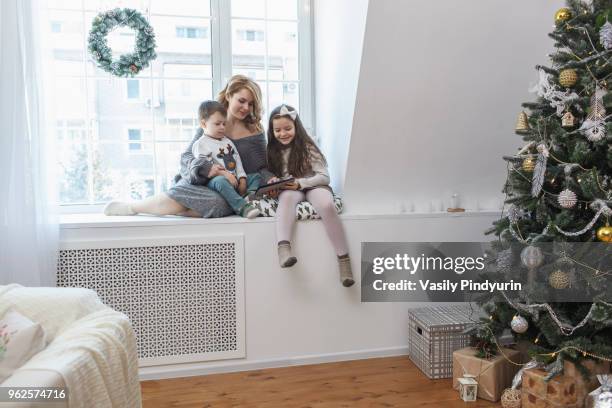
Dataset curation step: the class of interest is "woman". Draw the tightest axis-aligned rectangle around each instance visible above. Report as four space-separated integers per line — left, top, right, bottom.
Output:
103 75 274 218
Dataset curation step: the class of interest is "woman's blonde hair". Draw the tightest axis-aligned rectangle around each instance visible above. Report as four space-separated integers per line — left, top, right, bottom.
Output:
217 75 264 132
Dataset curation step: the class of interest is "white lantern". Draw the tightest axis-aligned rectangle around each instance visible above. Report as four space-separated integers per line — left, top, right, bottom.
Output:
458 376 478 402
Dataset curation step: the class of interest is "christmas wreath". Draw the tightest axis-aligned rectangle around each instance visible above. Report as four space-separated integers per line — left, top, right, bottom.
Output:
88 8 156 77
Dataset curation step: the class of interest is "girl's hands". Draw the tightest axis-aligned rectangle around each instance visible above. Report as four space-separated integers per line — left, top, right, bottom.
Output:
208 163 226 178
268 177 280 184
281 181 300 190
265 177 280 198
223 171 238 187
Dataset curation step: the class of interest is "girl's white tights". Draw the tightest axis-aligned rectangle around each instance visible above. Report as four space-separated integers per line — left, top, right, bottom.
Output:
276 188 349 256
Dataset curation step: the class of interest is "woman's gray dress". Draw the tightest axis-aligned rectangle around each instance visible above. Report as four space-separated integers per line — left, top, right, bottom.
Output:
167 128 273 218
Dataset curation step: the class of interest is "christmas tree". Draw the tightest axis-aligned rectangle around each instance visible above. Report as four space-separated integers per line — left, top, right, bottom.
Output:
475 0 612 379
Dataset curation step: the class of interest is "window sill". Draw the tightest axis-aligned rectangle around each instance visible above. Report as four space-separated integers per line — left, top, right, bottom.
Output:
59 210 502 229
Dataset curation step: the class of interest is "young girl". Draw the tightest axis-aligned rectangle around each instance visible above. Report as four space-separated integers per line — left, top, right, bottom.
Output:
192 101 261 218
267 105 354 287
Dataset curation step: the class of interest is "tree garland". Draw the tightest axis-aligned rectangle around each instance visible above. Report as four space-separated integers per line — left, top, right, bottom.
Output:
88 8 156 77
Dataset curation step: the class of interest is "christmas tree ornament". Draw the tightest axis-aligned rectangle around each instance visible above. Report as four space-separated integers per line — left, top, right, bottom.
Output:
558 188 578 208
549 270 571 289
596 388 612 408
521 246 544 269
511 315 528 334
501 388 521 408
497 248 514 272
600 21 612 50
597 225 612 242
506 204 523 223
531 144 549 197
561 111 576 127
515 111 531 134
581 86 607 142
458 376 478 402
529 68 580 116
559 69 578 88
522 156 536 172
555 8 572 25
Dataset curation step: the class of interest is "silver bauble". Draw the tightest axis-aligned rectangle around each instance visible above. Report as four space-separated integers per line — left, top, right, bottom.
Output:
511 315 528 334
596 388 612 408
521 246 544 269
558 189 578 209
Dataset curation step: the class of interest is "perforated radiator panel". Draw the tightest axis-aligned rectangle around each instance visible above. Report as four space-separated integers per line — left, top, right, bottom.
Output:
57 236 245 366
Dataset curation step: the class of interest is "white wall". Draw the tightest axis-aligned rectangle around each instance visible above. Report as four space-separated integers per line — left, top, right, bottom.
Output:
313 0 369 193
342 0 565 214
60 212 499 379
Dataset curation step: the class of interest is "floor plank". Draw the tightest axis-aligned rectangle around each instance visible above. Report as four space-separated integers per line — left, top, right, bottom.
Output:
141 356 499 407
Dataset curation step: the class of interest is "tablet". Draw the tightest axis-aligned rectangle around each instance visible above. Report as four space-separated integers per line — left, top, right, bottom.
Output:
254 177 295 198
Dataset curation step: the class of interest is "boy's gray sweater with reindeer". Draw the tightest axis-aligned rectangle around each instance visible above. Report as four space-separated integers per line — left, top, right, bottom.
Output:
191 134 247 180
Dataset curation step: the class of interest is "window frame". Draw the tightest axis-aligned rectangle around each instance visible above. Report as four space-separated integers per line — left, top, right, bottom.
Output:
48 0 315 213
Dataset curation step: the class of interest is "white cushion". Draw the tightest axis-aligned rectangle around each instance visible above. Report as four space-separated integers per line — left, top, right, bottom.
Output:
0 309 46 383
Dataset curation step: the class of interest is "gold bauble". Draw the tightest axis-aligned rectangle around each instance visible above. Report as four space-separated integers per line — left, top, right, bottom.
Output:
555 8 572 25
515 111 530 134
549 270 570 289
559 69 578 88
501 388 522 408
522 157 536 172
597 225 612 242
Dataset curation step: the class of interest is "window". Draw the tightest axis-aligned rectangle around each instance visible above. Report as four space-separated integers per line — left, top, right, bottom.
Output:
237 29 264 42
128 129 143 151
176 26 208 39
126 79 140 100
50 21 62 33
45 0 313 209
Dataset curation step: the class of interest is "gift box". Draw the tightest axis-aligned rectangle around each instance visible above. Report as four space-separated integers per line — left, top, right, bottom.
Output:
408 305 476 379
522 360 611 408
452 346 522 402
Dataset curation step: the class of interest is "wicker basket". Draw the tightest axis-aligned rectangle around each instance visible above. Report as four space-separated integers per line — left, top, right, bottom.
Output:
408 305 477 379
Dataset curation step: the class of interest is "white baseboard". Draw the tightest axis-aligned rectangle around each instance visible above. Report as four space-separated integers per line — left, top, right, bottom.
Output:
139 346 410 381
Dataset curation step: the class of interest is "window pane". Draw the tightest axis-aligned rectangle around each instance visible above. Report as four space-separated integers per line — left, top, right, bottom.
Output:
150 0 211 17
163 63 212 79
151 16 211 58
157 118 199 142
85 1 148 12
267 21 298 81
92 142 155 202
163 79 212 118
155 142 187 193
50 77 90 121
266 0 298 20
232 20 266 76
268 82 299 113
47 10 84 68
231 0 265 19
57 140 89 204
93 78 153 144
127 79 140 99
232 68 266 81
47 0 82 10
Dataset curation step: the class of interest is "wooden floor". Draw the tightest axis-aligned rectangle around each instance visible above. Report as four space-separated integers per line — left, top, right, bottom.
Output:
141 356 499 408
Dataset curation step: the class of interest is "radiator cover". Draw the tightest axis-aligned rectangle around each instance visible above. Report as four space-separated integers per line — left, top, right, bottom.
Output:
57 236 245 366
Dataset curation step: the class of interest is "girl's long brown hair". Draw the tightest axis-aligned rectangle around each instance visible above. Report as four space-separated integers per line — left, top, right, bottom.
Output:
267 105 327 178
